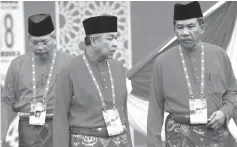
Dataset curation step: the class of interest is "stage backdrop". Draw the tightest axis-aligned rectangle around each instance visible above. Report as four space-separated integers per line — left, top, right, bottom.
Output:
55 1 132 69
1 1 216 147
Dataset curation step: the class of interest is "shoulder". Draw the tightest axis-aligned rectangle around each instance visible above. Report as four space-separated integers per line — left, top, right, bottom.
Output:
108 59 127 79
109 59 123 66
62 54 83 70
9 53 31 68
108 59 125 72
12 53 31 62
56 51 74 63
154 45 178 65
203 42 228 60
203 42 225 54
109 59 126 72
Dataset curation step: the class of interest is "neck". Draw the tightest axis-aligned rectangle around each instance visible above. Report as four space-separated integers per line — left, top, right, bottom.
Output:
34 51 54 65
182 41 202 52
85 47 106 64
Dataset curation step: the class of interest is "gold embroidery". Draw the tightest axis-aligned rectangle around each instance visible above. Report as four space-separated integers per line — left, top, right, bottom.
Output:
71 133 128 147
98 138 110 147
82 136 98 146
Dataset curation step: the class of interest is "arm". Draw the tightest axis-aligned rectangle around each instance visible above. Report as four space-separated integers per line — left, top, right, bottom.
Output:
147 58 165 147
1 60 17 140
53 66 72 147
219 52 237 125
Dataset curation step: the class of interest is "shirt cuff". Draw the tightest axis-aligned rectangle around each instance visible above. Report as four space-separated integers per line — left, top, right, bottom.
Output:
220 106 233 125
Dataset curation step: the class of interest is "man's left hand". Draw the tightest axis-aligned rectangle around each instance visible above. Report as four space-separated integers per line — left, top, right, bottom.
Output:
206 110 225 129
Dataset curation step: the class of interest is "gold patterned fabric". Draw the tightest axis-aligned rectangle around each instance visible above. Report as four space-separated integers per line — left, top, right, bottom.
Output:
165 115 224 147
70 133 130 147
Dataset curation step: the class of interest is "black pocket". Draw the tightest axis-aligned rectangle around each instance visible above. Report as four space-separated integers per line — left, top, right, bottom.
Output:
54 75 58 83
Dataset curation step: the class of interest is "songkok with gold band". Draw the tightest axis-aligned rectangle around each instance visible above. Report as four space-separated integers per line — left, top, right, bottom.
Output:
28 13 54 36
83 15 117 36
174 1 203 20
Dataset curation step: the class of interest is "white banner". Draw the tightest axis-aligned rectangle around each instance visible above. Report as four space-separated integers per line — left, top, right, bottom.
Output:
227 15 237 78
0 1 25 86
0 1 25 147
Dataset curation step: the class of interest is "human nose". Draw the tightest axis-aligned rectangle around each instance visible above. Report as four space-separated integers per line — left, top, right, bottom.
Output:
111 40 117 48
181 27 190 36
36 43 45 50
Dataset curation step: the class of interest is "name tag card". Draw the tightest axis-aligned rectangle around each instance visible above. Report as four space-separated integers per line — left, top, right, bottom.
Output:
189 99 208 124
102 108 124 136
29 102 46 125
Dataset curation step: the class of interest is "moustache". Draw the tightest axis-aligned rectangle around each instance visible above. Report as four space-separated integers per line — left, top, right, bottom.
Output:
34 51 47 55
181 38 193 42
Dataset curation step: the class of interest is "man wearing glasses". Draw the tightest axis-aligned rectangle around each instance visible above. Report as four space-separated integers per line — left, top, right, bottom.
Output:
1 13 72 147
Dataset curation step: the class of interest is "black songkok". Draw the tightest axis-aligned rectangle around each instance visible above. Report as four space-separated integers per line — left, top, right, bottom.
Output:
28 14 54 36
83 15 117 36
174 1 203 20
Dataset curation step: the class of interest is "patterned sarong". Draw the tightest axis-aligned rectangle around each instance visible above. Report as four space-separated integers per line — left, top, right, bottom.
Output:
70 133 130 147
165 114 224 147
18 118 53 147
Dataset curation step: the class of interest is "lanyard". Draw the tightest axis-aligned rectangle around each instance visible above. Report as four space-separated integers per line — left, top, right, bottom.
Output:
82 52 115 110
179 44 205 99
32 50 56 103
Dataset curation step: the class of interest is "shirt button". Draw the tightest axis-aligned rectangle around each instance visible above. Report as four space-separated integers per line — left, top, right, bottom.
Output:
197 77 199 79
194 68 197 71
30 141 34 144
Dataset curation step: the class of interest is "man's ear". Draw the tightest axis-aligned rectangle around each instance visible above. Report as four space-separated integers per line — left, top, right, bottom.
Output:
89 36 96 47
200 24 206 34
53 33 56 39
173 26 176 33
173 26 179 36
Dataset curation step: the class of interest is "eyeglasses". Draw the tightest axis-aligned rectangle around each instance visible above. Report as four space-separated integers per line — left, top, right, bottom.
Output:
30 39 53 46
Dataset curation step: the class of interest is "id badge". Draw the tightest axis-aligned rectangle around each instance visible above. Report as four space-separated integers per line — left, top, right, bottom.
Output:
189 99 207 124
29 102 46 125
102 108 124 136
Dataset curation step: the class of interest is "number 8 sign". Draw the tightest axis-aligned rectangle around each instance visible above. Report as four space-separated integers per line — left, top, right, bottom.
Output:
4 14 14 48
0 1 25 63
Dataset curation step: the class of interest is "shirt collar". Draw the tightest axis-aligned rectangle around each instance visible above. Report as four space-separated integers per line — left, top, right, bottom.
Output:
84 49 106 67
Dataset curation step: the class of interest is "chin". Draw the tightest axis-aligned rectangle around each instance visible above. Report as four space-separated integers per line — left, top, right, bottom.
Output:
181 43 195 49
106 57 112 60
38 53 49 60
108 55 114 59
105 54 112 59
